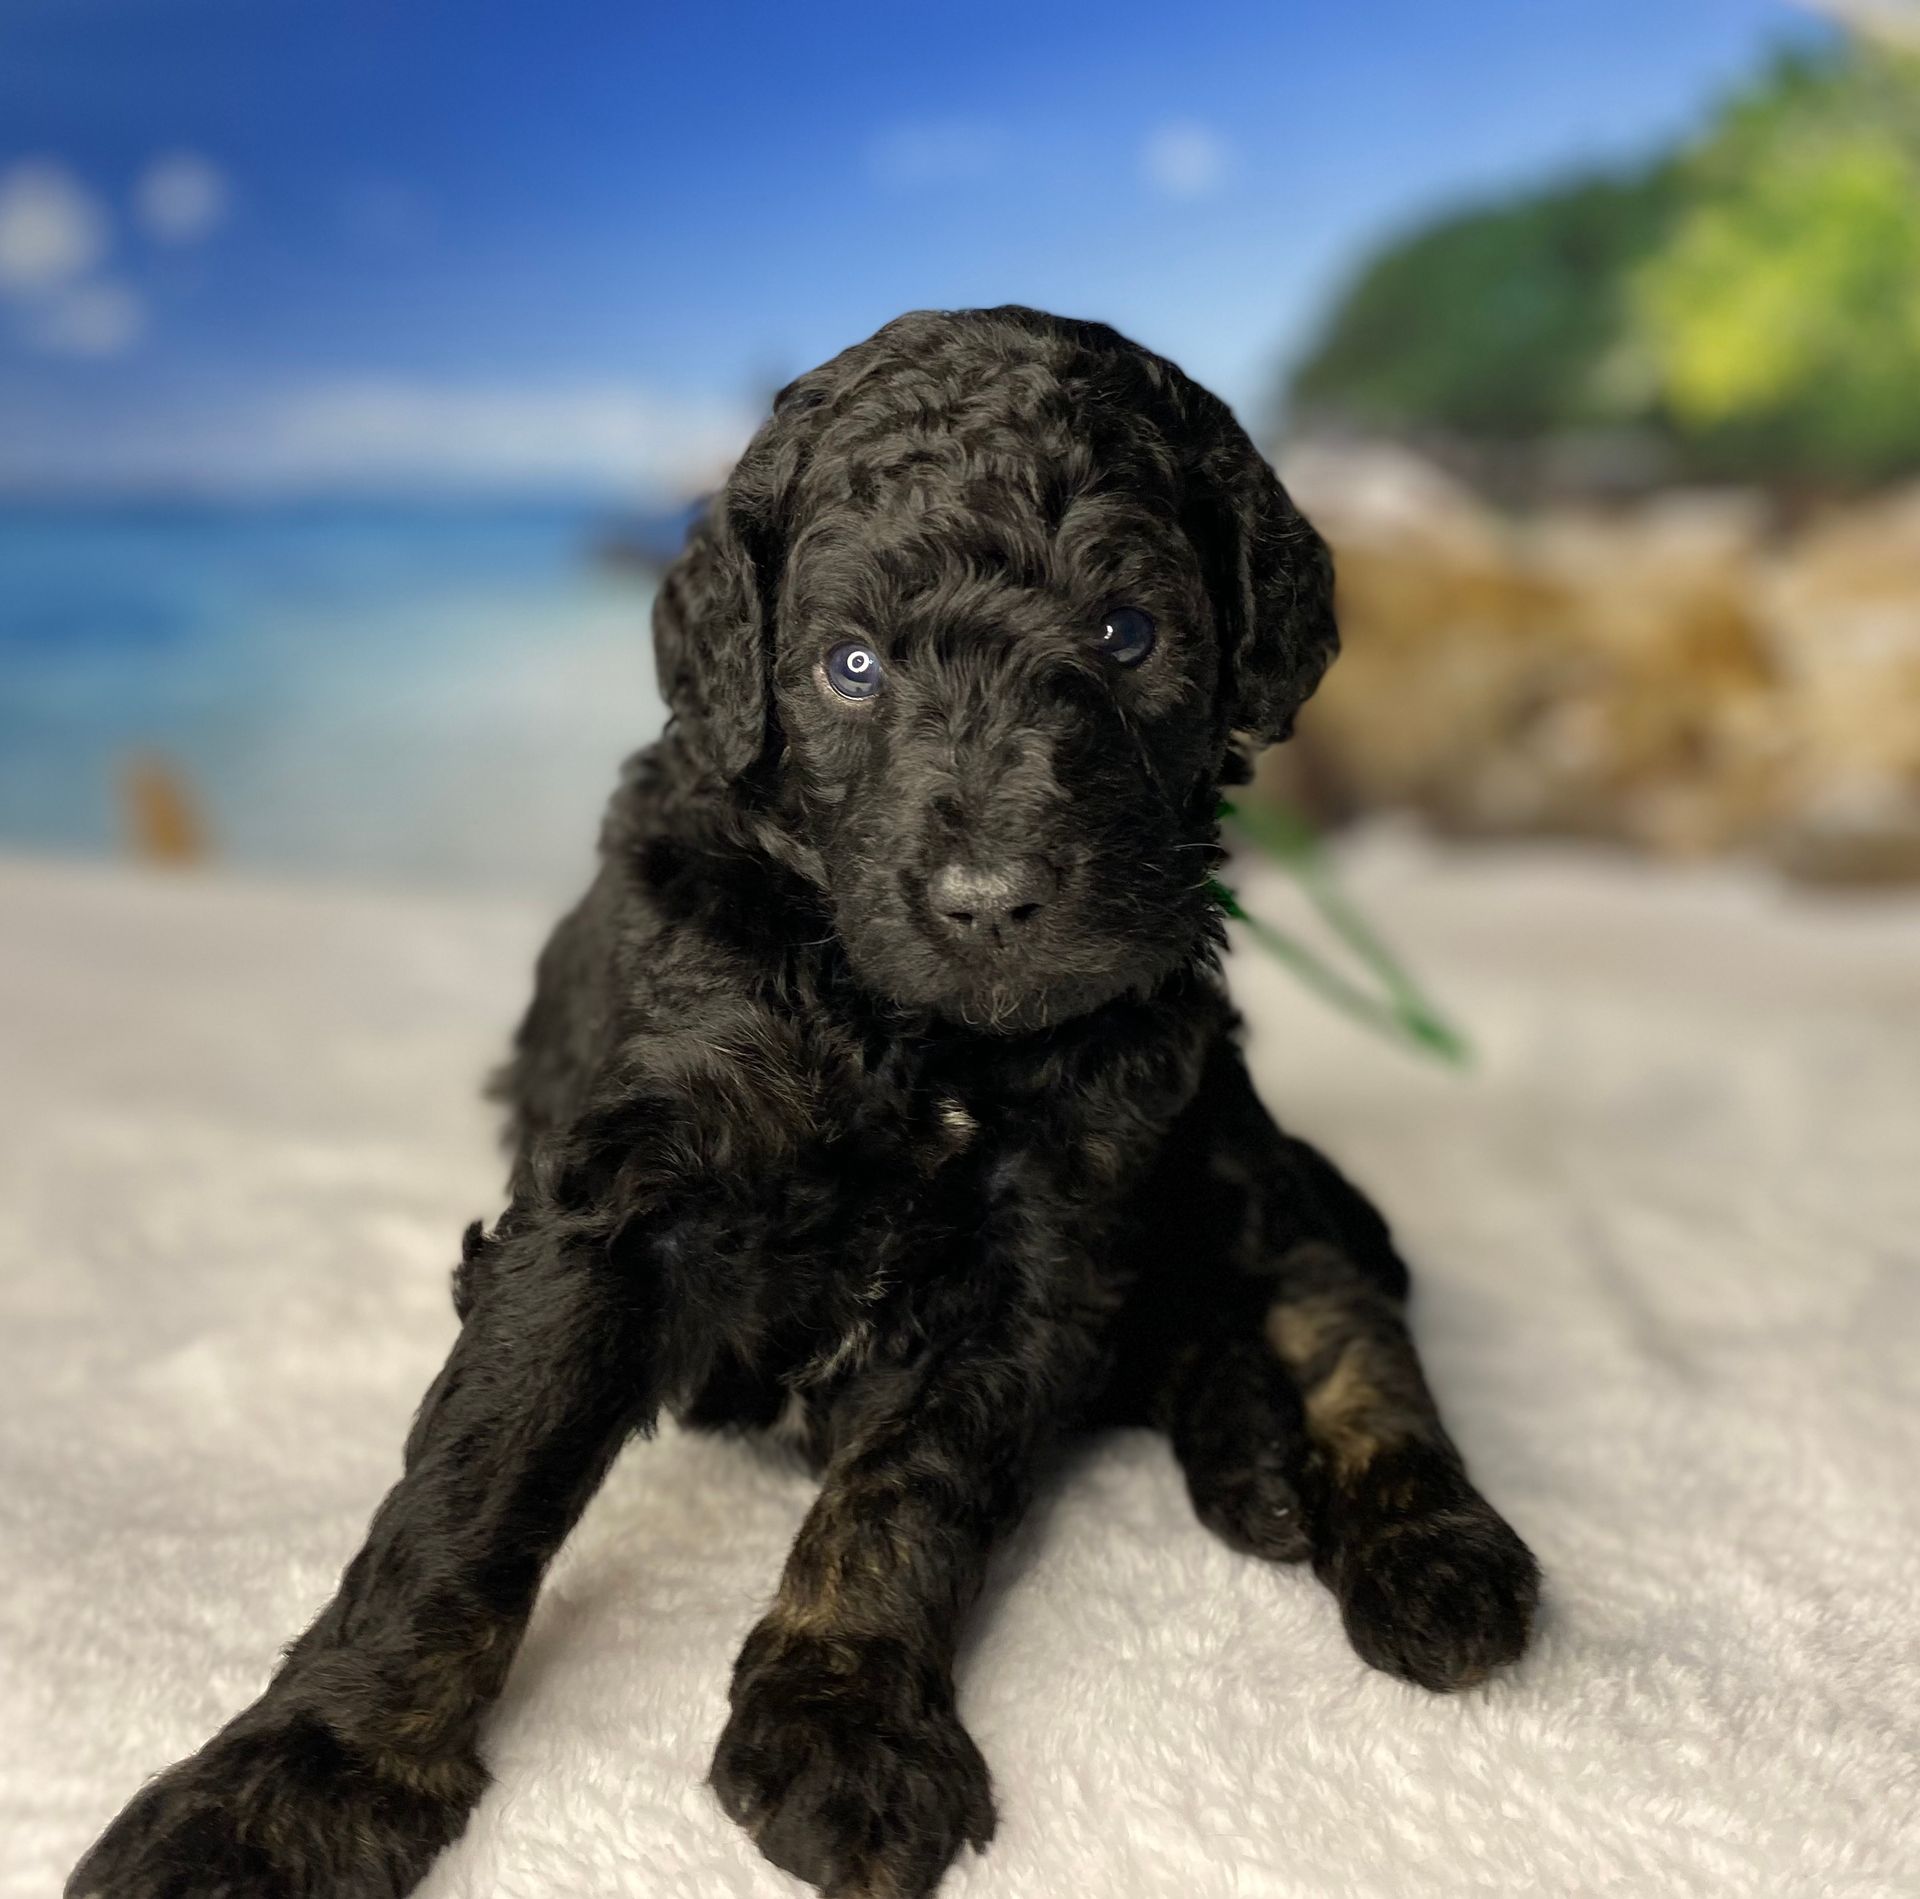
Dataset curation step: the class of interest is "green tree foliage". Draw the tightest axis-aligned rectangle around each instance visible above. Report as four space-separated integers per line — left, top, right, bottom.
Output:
1290 171 1678 439
1288 42 1920 485
1634 48 1920 481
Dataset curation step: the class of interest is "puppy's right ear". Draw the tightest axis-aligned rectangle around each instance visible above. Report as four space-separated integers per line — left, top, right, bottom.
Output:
652 424 791 784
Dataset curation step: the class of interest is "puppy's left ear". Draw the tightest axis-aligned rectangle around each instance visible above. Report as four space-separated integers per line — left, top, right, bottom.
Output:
1184 399 1339 749
653 413 800 785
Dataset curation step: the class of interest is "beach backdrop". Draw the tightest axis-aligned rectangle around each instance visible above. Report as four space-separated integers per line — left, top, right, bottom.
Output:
1 498 671 898
3 0 1914 897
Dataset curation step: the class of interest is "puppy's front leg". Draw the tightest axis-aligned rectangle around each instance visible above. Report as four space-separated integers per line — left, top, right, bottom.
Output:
711 1313 1094 1899
67 1209 655 1899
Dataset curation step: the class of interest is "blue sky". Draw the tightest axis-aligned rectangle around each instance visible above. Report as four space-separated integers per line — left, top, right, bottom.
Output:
0 0 1833 496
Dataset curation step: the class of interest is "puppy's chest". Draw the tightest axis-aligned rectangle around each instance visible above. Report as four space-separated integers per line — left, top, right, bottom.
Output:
789 1065 993 1252
731 1055 1007 1256
664 1034 1183 1440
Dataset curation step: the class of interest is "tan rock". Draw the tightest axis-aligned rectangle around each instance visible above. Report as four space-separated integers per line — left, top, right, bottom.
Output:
1258 447 1920 883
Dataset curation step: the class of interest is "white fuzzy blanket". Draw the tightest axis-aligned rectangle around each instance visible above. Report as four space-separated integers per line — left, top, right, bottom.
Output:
5 837 1918 1899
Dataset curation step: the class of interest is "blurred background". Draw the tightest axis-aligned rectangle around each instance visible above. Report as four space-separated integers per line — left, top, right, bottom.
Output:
3 0 1917 906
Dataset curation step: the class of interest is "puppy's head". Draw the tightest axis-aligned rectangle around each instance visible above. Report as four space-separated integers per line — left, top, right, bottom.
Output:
655 306 1336 1031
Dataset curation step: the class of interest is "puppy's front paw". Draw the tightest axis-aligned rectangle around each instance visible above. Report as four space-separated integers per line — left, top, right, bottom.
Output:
67 1710 481 1899
1321 1448 1540 1693
710 1626 994 1898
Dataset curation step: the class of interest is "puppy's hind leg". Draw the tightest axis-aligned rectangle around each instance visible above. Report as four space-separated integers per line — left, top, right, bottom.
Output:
1264 1238 1539 1692
1160 1325 1315 1565
1157 1045 1539 1693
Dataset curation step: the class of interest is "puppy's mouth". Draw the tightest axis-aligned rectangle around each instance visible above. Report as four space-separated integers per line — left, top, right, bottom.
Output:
913 963 1137 1035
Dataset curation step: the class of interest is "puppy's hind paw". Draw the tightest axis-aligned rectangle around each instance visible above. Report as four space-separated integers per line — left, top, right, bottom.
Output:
1325 1453 1540 1693
1184 1435 1313 1564
1169 1340 1315 1565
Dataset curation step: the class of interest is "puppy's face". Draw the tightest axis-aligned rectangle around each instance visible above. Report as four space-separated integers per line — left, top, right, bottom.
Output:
655 308 1337 1033
772 475 1223 1031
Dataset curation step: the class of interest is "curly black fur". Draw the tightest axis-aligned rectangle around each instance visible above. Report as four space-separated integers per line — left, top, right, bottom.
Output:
68 307 1536 1899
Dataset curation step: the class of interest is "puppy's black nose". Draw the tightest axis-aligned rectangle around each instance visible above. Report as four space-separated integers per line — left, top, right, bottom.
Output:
928 858 1056 939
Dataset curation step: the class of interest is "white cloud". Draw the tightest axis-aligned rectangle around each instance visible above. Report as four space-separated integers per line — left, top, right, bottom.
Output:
0 379 762 495
263 382 757 492
1801 0 1920 41
0 150 230 358
867 120 1011 190
1141 123 1229 201
0 161 109 292
23 279 145 356
135 152 230 244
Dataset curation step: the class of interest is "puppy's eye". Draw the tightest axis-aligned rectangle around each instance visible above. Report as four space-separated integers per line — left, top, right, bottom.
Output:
825 641 886 700
1094 606 1156 667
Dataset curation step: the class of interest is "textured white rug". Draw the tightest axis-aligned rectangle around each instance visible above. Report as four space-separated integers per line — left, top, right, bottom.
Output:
4 836 1918 1899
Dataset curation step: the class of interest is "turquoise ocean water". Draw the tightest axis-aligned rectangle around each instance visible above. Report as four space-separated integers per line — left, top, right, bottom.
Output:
0 501 676 898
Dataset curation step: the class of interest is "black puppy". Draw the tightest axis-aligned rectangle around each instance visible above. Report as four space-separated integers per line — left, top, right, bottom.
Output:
70 306 1538 1899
